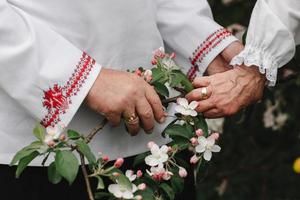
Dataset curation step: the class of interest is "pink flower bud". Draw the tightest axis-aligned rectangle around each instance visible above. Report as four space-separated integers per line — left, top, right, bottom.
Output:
151 58 157 65
190 137 198 146
210 133 220 141
190 155 200 164
112 172 120 177
47 140 55 148
59 134 66 141
147 141 156 149
102 155 109 162
145 75 153 83
170 52 176 59
134 69 142 77
135 195 143 200
138 183 147 190
196 129 204 137
114 158 124 168
168 146 173 153
178 167 188 178
137 170 143 178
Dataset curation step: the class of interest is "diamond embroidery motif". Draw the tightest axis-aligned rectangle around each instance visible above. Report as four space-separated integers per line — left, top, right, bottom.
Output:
41 52 96 128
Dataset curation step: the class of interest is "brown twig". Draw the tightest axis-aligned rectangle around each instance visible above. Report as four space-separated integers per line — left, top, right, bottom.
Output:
78 151 95 200
162 93 185 104
70 119 108 200
85 118 108 143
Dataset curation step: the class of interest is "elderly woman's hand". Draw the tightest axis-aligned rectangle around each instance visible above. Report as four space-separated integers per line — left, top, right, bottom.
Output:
86 68 166 136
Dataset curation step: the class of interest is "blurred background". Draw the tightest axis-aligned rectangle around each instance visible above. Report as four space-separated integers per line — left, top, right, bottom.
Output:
197 0 300 199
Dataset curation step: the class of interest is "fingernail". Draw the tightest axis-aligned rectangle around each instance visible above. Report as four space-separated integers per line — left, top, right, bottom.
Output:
146 129 154 134
159 117 166 124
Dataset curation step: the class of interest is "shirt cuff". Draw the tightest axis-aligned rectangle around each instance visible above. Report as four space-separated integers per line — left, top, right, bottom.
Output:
230 46 278 86
41 52 102 128
187 28 238 80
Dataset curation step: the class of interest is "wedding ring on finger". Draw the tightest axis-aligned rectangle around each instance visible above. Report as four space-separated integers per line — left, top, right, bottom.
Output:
124 114 139 125
200 87 208 100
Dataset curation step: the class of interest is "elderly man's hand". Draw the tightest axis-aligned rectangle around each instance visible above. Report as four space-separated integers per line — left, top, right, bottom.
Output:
86 68 166 135
186 65 266 118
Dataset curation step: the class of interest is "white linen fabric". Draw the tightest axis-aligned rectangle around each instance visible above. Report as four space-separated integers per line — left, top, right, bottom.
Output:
230 0 300 86
0 0 237 165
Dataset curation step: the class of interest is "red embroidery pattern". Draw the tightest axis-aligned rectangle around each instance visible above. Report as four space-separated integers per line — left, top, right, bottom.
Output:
187 28 232 80
41 52 96 127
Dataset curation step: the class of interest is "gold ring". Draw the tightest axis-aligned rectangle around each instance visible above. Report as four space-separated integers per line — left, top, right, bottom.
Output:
124 114 139 125
200 87 208 100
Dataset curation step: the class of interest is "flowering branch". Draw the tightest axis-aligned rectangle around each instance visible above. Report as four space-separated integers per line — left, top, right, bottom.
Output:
11 47 222 200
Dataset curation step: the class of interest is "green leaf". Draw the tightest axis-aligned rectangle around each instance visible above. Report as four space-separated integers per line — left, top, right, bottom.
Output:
160 183 175 200
151 67 165 83
75 140 96 164
136 188 155 200
15 151 39 178
153 82 169 97
48 162 62 184
55 150 79 185
164 124 192 139
133 151 150 167
178 72 194 92
95 176 105 190
116 174 132 191
10 141 45 166
194 115 209 136
169 136 190 150
184 123 195 138
169 73 184 87
95 192 113 199
162 119 178 138
170 175 184 194
33 124 45 142
11 148 37 166
67 130 81 140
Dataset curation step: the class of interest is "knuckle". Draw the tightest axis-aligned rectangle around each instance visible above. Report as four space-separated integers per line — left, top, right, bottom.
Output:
141 109 153 119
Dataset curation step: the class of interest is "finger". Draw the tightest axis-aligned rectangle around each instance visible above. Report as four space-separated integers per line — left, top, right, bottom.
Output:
185 85 213 102
146 85 166 124
203 109 224 119
123 108 140 136
136 98 155 134
192 76 211 88
196 99 215 113
106 112 122 126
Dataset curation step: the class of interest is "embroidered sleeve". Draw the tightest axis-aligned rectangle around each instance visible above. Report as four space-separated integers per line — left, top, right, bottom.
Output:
156 0 238 80
187 28 236 80
0 2 102 130
42 52 100 128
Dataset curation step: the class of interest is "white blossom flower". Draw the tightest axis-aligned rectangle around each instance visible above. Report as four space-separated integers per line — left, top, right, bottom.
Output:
145 143 169 167
195 136 221 161
175 98 198 117
108 183 137 199
44 122 65 143
263 100 288 131
125 170 137 182
206 118 225 133
147 164 173 181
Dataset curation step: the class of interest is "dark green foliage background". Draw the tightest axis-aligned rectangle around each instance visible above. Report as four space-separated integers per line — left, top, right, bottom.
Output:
197 0 300 199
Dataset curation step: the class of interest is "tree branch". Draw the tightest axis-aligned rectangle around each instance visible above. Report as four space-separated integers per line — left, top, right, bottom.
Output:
79 151 95 200
162 93 185 104
85 118 108 143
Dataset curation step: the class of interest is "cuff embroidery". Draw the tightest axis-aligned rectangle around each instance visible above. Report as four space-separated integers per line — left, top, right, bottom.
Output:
187 28 232 80
41 52 96 127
